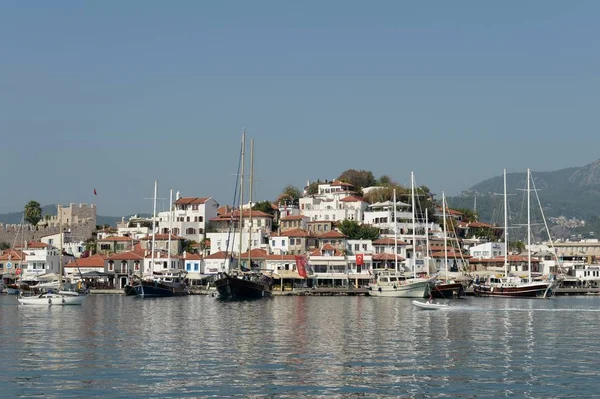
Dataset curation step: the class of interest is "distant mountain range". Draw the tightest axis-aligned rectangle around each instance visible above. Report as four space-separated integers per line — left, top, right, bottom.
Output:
447 159 600 236
0 204 148 228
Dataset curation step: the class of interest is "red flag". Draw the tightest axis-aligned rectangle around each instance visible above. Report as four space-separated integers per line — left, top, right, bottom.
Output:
295 255 308 278
93 188 97 195
356 253 364 266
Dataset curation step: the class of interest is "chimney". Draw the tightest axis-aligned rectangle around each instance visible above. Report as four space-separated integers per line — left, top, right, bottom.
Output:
183 251 187 259
176 191 181 200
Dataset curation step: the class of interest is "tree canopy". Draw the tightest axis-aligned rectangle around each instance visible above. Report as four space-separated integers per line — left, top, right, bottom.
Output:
278 185 301 205
253 200 276 215
24 201 42 226
338 220 380 240
337 169 377 189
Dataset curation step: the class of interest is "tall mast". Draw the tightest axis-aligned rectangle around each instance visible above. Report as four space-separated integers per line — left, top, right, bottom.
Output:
59 204 63 291
425 208 430 277
527 168 531 283
238 130 245 271
247 137 254 271
150 179 158 277
442 193 448 282
168 188 173 272
504 169 508 278
393 188 398 272
411 171 416 279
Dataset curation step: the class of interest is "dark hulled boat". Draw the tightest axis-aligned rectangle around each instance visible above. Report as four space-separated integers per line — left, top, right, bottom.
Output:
124 284 137 296
214 272 272 300
133 273 189 298
430 281 466 299
472 276 554 298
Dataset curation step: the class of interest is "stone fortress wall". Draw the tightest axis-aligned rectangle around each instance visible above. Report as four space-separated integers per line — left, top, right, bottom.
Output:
0 203 97 246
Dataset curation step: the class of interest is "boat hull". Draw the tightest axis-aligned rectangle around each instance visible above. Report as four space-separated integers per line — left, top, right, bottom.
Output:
123 285 137 296
412 300 449 310
431 282 465 298
368 278 432 298
18 292 86 306
472 282 554 298
134 282 188 298
214 274 272 300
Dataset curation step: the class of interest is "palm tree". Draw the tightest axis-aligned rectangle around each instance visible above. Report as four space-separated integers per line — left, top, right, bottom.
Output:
24 201 42 226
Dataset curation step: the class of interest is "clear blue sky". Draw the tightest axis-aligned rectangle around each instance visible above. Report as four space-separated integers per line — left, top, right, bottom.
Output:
1 1 599 216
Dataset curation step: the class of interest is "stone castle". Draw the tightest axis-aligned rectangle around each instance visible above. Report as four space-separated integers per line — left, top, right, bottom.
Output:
0 203 97 246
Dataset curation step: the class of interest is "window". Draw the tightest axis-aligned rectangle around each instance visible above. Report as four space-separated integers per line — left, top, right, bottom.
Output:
134 262 140 271
194 263 199 271
355 244 359 250
186 262 192 271
281 240 285 246
108 261 114 271
186 216 191 222
100 244 111 251
362 244 367 250
192 204 198 210
271 240 275 247
186 228 196 235
163 261 167 269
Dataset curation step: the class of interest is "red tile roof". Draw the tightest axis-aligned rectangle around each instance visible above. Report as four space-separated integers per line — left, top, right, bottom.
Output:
210 210 274 222
318 230 347 238
372 253 405 261
174 197 211 205
279 228 313 238
183 252 203 260
65 254 108 268
98 236 134 242
239 248 268 259
0 249 26 261
204 251 230 260
372 237 407 245
280 215 305 221
330 180 354 187
15 241 50 249
321 243 336 251
108 250 145 261
309 247 344 256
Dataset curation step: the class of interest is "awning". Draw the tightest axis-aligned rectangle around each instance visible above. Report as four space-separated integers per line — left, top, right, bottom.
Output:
81 271 114 279
272 271 305 279
37 273 59 281
185 273 212 280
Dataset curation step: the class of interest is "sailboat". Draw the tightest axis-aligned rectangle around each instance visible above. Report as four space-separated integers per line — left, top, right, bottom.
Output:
472 169 555 298
214 132 273 300
18 207 87 305
133 182 189 298
430 192 467 298
367 175 434 298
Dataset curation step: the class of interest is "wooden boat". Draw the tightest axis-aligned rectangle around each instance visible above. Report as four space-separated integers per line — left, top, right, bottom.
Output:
471 169 554 299
214 133 273 300
214 272 272 300
412 300 449 310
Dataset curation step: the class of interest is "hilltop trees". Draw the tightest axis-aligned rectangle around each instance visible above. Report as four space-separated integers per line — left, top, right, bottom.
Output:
278 185 302 205
337 169 377 189
252 200 276 216
338 220 380 240
24 201 42 226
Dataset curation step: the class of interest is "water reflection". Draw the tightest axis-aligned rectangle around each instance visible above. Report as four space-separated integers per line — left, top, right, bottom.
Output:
3 295 600 398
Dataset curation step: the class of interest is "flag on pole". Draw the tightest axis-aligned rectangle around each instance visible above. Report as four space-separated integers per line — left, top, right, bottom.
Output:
295 255 308 278
356 253 364 266
93 188 97 195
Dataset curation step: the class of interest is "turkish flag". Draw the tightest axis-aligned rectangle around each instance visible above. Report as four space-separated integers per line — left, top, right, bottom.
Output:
356 253 364 266
93 188 97 195
295 255 308 278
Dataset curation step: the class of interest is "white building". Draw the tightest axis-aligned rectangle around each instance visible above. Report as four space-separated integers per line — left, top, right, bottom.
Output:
469 242 506 259
157 194 219 242
21 242 74 277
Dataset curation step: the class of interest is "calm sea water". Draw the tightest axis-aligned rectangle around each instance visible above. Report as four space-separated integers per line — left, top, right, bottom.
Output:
1 294 599 398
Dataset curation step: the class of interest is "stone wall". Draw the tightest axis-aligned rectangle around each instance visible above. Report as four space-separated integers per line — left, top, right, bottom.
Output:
0 203 97 246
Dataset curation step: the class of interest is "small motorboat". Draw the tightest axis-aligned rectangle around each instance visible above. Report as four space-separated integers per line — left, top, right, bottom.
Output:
412 300 449 310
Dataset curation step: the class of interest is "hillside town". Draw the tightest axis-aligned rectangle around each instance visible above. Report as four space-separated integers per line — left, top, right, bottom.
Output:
2 178 600 294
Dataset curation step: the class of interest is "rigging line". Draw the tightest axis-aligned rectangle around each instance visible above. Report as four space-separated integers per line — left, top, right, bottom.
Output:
443 196 469 273
530 173 565 275
223 136 244 270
